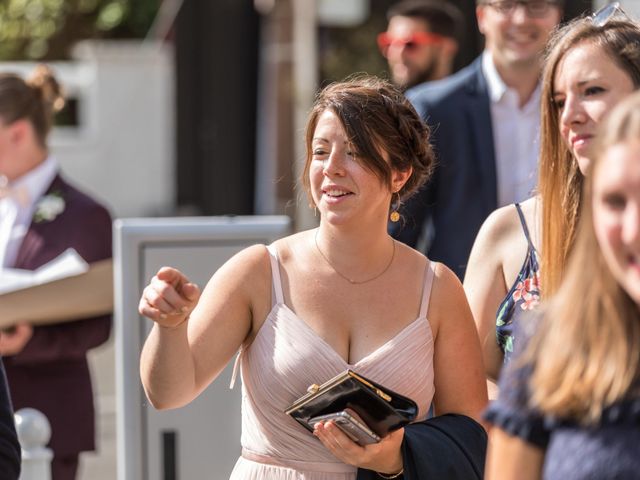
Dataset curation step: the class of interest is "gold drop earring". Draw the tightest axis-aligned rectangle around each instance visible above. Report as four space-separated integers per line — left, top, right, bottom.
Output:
389 192 401 223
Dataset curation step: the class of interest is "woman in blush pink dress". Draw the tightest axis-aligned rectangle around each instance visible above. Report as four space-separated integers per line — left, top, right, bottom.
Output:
138 75 488 479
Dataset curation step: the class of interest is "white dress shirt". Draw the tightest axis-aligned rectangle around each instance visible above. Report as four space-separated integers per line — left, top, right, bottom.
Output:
0 156 58 268
482 51 540 207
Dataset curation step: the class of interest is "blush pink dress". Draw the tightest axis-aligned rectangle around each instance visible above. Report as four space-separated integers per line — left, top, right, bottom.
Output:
228 245 436 479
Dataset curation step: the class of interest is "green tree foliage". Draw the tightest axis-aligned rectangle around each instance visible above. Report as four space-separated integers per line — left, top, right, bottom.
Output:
0 0 160 60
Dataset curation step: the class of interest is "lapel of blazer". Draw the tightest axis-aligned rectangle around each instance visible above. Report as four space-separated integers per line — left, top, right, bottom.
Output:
463 58 498 210
14 174 66 270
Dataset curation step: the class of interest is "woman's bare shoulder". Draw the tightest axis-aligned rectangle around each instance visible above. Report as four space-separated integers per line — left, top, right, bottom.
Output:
269 230 313 264
479 203 526 245
465 203 524 274
234 230 315 275
228 243 271 268
394 239 429 261
432 261 463 294
216 234 307 291
210 243 272 295
428 261 473 331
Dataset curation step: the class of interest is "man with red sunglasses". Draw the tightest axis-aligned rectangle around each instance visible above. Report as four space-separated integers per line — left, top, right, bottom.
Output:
391 0 563 280
380 1 464 90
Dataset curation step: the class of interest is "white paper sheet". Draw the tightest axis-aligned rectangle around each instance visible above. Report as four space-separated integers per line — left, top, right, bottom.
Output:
0 248 89 295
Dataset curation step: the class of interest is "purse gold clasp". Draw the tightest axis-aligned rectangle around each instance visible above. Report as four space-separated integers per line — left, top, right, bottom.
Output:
307 384 320 394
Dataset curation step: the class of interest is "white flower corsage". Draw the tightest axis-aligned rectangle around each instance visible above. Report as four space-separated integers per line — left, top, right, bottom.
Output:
34 192 65 223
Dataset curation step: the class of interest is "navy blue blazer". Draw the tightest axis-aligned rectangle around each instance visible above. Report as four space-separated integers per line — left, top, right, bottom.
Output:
390 56 497 279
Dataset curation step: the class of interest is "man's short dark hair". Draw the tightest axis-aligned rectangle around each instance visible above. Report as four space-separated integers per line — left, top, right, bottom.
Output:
387 0 465 43
475 0 565 7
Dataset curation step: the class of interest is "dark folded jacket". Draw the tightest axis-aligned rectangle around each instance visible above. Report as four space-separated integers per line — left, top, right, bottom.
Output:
357 414 487 480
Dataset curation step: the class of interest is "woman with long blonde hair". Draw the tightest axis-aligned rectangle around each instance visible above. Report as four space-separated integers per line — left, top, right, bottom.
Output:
485 88 640 480
464 6 640 390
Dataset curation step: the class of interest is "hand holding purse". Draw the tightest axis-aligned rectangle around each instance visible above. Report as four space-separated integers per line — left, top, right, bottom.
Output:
285 370 418 438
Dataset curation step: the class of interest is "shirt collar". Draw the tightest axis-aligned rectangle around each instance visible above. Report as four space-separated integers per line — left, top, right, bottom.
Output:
482 51 508 103
12 155 59 208
482 51 542 113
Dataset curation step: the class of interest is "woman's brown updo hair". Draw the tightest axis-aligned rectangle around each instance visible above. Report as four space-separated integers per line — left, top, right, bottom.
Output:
0 64 65 147
302 74 434 206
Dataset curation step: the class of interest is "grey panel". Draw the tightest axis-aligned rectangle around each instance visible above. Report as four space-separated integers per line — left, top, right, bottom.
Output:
114 216 290 480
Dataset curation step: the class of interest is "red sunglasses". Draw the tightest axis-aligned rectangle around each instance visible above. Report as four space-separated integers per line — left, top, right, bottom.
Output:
377 31 444 57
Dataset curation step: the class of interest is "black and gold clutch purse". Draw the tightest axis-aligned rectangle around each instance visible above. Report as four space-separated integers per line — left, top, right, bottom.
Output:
284 370 418 437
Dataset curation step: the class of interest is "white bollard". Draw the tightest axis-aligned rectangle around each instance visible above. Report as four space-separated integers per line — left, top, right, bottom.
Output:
14 408 53 480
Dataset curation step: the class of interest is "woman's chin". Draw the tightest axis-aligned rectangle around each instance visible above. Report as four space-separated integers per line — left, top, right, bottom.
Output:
575 154 592 176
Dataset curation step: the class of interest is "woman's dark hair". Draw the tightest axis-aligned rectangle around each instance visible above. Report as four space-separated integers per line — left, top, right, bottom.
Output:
302 74 434 206
387 0 465 44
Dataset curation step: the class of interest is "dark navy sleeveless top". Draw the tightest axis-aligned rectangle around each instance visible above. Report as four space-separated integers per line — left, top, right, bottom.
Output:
495 203 541 363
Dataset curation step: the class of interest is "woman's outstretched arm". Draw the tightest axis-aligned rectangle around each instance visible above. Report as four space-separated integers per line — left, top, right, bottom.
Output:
139 244 270 409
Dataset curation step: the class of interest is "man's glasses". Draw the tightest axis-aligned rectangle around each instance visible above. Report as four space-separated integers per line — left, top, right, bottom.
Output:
377 32 443 57
484 0 559 18
591 2 629 27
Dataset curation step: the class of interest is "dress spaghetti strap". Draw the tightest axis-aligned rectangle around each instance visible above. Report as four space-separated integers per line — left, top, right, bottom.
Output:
231 244 283 389
495 203 541 361
418 260 436 318
514 203 535 251
265 244 284 305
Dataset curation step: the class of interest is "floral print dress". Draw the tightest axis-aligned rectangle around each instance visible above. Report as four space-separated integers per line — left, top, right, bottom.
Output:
495 203 541 364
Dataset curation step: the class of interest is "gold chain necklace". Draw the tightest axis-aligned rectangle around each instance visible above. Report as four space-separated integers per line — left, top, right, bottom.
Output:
314 230 396 285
